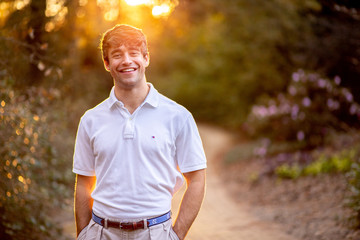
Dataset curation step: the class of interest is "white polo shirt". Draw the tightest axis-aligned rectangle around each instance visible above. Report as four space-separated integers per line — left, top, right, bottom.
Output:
73 83 207 219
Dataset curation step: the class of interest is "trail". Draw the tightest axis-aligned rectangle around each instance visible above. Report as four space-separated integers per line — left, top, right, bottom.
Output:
60 124 299 240
171 124 299 240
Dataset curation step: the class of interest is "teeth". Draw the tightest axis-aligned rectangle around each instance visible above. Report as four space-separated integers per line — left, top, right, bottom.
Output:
122 68 135 72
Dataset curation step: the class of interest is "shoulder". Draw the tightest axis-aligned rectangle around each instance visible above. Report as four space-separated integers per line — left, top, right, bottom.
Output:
157 93 192 118
80 98 110 124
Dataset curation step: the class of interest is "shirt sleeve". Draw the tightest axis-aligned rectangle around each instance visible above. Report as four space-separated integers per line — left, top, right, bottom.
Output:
73 118 96 176
175 114 207 173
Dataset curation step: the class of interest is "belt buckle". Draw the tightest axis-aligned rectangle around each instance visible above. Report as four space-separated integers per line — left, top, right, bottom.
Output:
143 219 148 229
120 221 134 230
104 219 108 229
119 221 125 230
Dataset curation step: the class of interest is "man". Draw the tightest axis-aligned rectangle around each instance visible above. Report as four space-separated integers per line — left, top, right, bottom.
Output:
73 24 207 240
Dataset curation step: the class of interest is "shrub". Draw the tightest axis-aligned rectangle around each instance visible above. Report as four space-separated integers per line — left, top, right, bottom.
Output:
246 70 360 149
275 148 356 179
275 164 302 179
0 82 74 239
346 157 360 228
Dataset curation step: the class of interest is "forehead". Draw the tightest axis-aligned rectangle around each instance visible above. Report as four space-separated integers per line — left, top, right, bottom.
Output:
109 44 141 53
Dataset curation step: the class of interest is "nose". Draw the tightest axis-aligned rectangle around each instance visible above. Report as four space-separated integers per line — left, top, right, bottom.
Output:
122 53 132 65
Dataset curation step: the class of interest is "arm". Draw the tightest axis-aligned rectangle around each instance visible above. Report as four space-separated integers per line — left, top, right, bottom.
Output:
173 169 206 240
74 174 96 237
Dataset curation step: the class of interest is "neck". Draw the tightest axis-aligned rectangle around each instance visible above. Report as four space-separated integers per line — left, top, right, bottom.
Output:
114 81 150 114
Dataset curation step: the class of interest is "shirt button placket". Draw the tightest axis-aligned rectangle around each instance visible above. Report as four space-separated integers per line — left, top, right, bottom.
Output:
124 117 135 139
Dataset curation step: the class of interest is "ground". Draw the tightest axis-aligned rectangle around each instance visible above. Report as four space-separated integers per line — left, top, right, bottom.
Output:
221 133 360 240
58 124 360 239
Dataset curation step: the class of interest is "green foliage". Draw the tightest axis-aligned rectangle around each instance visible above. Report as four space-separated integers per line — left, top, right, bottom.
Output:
0 81 74 240
275 148 356 179
346 158 360 228
275 164 302 179
246 70 360 149
300 0 360 102
147 0 310 127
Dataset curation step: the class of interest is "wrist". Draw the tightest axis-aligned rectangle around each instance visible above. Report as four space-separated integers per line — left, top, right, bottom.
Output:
173 225 185 240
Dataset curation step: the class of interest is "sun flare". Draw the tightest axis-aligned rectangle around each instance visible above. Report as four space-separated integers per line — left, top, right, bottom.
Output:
152 4 171 17
124 0 151 6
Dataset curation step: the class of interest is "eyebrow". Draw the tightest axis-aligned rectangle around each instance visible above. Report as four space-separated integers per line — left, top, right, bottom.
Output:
110 47 141 55
110 49 123 55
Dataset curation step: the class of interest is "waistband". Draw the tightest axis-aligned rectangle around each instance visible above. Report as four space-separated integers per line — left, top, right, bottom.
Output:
92 211 171 230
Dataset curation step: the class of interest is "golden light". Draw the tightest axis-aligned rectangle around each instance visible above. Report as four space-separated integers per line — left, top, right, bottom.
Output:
45 0 68 32
124 0 151 6
18 175 25 184
152 4 170 17
45 0 65 17
15 0 30 10
0 1 11 16
97 0 120 21
79 0 88 7
104 9 119 21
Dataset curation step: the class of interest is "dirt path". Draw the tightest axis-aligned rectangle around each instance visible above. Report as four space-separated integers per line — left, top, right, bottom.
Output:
60 124 299 240
171 124 299 240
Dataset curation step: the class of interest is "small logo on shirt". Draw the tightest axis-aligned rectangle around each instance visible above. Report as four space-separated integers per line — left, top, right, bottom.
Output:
152 136 155 139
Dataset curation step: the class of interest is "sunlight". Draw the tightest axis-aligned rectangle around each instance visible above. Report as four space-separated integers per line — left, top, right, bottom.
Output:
124 0 151 6
97 0 119 21
46 0 65 17
104 9 119 21
15 0 30 10
45 0 68 32
0 2 13 27
152 4 170 17
79 0 88 6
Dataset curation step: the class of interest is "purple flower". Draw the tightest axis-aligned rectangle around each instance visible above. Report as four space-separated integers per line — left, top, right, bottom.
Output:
302 97 311 107
291 105 299 120
334 76 341 85
317 79 327 88
252 106 268 118
350 104 358 115
268 105 277 116
288 86 297 96
342 89 354 102
292 72 300 82
327 99 340 110
297 131 305 141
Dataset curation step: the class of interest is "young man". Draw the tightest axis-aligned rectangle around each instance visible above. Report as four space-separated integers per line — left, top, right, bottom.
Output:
73 24 207 240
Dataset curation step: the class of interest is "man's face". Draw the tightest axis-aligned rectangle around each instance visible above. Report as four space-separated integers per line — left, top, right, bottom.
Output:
105 44 149 89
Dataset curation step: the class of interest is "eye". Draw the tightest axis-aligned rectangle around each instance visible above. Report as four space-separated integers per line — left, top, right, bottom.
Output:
130 51 140 56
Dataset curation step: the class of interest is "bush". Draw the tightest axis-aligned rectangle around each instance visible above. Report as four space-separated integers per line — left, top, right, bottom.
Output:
275 164 302 179
274 148 355 180
246 69 360 149
346 157 360 228
0 82 74 239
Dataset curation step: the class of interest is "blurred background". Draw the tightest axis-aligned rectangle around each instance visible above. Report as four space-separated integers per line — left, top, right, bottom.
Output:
1 0 360 239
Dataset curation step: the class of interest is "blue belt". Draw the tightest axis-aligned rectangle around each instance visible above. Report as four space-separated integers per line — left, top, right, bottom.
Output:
92 211 171 230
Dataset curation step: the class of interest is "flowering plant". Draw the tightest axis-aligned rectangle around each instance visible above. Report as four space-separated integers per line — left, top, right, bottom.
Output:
246 70 360 148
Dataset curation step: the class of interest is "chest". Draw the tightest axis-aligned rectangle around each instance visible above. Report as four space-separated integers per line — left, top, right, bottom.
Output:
89 113 176 161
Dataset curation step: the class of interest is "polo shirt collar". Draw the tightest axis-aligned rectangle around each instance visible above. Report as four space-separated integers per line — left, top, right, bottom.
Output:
107 83 159 109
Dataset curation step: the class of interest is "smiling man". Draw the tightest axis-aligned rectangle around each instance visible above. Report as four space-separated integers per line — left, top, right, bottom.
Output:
72 24 207 240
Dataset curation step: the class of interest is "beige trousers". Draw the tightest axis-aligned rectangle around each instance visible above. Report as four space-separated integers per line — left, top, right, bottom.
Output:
78 219 179 240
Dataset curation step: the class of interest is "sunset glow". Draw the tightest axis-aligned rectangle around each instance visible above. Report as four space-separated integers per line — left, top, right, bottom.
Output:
124 0 150 6
152 4 171 17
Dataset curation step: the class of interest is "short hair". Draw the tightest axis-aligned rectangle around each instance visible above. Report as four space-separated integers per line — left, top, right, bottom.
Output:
100 24 148 64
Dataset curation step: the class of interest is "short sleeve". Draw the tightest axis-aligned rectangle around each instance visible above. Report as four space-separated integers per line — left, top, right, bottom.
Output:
73 118 96 176
175 114 207 173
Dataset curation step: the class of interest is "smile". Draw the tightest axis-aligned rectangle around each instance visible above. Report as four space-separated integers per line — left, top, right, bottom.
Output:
120 68 136 73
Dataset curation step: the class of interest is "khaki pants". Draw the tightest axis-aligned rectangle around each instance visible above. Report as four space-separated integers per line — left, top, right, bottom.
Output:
78 219 179 240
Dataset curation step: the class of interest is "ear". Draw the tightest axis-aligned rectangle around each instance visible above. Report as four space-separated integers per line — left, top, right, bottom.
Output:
144 53 150 67
104 60 110 72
